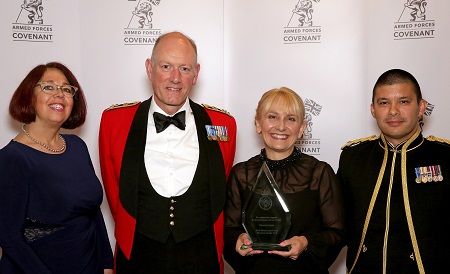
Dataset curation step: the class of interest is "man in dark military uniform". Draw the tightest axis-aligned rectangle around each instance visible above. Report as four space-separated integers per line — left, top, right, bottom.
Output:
338 69 450 274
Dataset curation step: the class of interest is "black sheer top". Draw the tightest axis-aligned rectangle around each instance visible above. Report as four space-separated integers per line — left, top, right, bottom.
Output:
224 148 345 274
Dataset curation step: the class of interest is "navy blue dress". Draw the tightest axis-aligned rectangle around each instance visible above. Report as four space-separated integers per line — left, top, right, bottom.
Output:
0 135 113 274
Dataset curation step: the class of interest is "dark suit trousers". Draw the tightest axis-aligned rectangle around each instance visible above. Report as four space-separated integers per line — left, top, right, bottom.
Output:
116 228 219 274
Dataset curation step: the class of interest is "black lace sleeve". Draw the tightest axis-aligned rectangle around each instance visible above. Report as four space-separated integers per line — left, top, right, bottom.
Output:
223 153 346 271
224 162 249 270
303 161 346 268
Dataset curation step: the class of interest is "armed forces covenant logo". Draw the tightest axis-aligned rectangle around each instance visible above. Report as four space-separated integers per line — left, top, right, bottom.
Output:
123 0 162 46
296 98 322 155
420 101 435 128
11 0 53 43
283 0 322 44
393 0 435 40
424 102 434 117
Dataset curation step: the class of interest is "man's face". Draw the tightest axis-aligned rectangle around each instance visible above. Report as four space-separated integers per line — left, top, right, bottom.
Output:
371 82 426 146
146 34 200 115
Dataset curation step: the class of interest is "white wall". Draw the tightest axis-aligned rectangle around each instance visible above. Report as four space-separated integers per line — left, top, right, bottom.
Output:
1 1 449 273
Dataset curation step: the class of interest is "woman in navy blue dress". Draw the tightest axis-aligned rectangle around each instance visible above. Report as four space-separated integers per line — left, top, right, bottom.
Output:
0 62 113 273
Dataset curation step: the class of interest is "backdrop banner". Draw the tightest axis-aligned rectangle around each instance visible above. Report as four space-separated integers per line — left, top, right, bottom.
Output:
1 1 449 273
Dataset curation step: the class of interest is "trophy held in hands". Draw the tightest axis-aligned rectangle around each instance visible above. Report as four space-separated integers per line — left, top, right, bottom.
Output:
241 162 291 251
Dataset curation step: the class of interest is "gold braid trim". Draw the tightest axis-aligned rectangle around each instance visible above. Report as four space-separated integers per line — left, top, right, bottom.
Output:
382 140 398 274
402 129 425 274
202 103 232 117
426 135 450 145
106 101 141 111
348 129 425 274
341 135 379 150
348 135 388 274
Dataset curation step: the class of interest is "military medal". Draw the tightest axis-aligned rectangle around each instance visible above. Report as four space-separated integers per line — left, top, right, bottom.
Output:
420 167 428 183
437 165 443 181
212 126 218 141
431 166 438 182
217 126 223 141
219 126 229 141
224 126 229 141
218 126 229 141
205 125 229 142
426 166 433 182
206 125 215 141
414 167 421 183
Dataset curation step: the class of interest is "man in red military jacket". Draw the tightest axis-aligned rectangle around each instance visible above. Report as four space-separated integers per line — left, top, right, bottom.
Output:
99 31 236 273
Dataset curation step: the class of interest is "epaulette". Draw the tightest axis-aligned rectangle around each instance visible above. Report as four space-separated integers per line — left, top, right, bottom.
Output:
426 135 450 146
106 101 141 111
202 103 232 117
341 135 379 150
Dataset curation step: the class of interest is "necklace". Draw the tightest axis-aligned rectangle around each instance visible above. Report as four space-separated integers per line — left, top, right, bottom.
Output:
259 146 301 170
22 124 66 153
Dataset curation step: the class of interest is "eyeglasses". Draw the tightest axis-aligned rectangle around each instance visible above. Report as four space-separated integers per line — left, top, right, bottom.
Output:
35 82 78 97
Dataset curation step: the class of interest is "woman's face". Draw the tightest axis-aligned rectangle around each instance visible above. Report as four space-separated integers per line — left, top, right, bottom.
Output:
256 101 306 160
33 68 74 127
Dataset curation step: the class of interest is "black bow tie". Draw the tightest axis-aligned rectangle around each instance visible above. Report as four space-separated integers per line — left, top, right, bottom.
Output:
153 111 186 133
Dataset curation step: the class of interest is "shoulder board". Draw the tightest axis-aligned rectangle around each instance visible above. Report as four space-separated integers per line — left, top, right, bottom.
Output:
426 135 450 146
106 101 141 111
341 135 379 150
202 103 232 117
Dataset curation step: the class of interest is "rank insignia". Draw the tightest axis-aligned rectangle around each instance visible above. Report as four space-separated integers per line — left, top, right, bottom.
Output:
205 125 229 141
341 135 379 150
202 104 232 117
106 101 141 111
414 165 443 183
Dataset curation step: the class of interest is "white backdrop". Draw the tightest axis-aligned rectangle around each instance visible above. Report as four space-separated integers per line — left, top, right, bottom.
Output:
1 1 449 273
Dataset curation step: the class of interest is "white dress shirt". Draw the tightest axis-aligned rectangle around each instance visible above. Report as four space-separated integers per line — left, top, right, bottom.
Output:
145 98 199 197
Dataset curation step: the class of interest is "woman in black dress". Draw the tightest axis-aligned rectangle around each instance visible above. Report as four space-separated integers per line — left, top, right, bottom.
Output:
224 87 345 274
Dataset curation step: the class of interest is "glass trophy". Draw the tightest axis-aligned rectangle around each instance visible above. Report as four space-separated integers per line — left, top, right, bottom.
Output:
241 162 291 251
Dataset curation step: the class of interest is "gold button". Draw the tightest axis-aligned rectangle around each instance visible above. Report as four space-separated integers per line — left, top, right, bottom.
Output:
170 213 175 218
170 206 174 210
170 221 175 226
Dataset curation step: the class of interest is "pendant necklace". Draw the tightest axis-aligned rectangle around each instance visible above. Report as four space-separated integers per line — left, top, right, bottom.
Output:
22 124 66 153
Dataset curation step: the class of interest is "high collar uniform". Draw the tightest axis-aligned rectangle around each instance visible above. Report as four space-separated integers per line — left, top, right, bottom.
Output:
99 98 236 272
338 129 450 274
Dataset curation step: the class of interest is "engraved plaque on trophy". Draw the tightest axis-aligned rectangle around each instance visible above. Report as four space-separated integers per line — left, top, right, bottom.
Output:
241 162 291 251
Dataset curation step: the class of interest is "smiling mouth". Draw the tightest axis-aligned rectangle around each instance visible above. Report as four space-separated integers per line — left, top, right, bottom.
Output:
167 87 181 91
271 133 288 139
50 104 64 110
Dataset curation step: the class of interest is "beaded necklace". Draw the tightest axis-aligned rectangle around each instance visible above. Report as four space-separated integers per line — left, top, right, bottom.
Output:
22 124 66 153
259 146 301 170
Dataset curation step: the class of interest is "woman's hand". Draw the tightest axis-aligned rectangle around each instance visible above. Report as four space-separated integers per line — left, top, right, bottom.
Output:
269 236 308 260
104 269 114 274
235 233 263 257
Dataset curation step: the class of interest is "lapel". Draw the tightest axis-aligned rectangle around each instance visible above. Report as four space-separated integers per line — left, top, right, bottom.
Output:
190 100 227 221
119 98 151 218
119 98 226 221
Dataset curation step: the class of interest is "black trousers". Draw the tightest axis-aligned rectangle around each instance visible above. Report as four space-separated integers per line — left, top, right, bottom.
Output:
116 229 219 274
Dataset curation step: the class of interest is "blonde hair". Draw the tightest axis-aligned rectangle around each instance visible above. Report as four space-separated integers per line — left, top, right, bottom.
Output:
255 87 305 124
